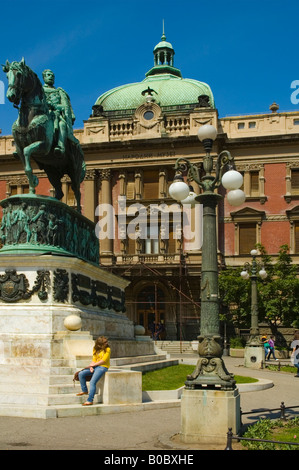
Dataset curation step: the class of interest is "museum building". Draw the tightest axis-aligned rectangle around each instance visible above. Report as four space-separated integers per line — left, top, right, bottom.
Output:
1 33 299 340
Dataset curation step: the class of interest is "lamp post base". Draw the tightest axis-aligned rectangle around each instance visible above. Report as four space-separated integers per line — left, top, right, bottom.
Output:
185 356 236 390
181 388 241 445
185 335 236 390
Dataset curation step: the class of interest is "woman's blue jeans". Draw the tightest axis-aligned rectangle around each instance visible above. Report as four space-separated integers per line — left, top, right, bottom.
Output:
78 366 108 402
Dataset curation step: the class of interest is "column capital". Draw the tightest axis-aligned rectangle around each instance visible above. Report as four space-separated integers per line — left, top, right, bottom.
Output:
99 169 111 181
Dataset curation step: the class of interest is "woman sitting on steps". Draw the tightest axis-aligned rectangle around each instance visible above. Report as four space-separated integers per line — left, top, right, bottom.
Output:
77 336 111 406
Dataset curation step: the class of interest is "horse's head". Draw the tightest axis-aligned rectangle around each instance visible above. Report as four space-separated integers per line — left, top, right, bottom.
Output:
2 58 30 107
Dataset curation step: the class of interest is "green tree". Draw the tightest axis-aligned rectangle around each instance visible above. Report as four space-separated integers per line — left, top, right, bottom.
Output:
219 244 299 331
258 244 299 328
219 266 251 329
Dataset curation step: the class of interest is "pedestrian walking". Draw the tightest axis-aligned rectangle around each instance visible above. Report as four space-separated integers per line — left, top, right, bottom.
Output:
262 336 270 360
76 336 111 405
267 335 278 361
291 331 299 378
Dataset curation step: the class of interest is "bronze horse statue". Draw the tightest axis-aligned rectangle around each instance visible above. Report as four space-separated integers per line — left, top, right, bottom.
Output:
2 58 85 212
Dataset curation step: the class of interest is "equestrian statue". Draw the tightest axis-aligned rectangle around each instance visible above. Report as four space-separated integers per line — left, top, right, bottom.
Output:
2 58 86 212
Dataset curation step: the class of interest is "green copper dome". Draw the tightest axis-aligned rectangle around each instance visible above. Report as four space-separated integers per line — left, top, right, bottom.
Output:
94 33 215 112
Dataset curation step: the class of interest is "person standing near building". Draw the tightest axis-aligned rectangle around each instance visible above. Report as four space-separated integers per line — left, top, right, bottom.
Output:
76 336 111 405
291 331 299 378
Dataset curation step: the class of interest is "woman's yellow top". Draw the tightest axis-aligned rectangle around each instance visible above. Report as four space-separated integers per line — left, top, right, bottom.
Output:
92 347 111 369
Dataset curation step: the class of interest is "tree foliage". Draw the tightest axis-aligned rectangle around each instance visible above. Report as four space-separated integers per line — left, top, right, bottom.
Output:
219 266 251 329
257 244 299 328
219 244 299 329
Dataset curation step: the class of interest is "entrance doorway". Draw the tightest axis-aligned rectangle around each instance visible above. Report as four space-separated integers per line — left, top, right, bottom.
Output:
137 284 165 339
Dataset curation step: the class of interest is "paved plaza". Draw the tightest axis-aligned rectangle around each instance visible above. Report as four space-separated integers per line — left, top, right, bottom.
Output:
0 356 298 451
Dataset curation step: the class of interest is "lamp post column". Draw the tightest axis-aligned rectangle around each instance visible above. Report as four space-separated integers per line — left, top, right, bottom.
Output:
185 188 235 389
169 124 245 445
197 192 222 338
241 250 266 368
249 253 260 341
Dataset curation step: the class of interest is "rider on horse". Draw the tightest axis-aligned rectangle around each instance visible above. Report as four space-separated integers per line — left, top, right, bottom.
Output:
42 69 79 157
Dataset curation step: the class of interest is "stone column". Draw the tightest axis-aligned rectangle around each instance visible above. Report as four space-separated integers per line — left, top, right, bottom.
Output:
159 168 167 198
135 170 142 200
83 169 97 222
99 169 113 265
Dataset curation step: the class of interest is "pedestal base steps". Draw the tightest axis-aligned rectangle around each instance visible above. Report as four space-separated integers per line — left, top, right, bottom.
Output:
0 332 178 418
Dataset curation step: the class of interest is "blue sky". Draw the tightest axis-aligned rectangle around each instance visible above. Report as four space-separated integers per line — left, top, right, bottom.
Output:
0 0 299 136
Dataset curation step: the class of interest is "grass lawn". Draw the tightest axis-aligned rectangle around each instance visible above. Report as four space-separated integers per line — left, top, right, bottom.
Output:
267 364 297 374
142 364 258 391
241 417 299 450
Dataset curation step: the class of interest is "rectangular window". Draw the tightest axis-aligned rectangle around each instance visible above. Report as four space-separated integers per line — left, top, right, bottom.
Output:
239 223 256 255
143 170 159 199
250 171 259 196
145 226 159 254
126 172 135 200
295 223 299 253
291 169 299 195
294 119 299 125
238 122 245 130
168 228 177 254
67 184 76 207
249 122 256 129
10 185 17 196
21 185 29 194
126 234 136 255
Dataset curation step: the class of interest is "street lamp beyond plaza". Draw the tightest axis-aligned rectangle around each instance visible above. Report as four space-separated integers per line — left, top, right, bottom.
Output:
241 249 267 368
169 124 246 444
169 124 245 389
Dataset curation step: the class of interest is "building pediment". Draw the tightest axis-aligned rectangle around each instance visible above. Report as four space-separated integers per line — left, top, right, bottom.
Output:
230 206 265 222
286 205 299 220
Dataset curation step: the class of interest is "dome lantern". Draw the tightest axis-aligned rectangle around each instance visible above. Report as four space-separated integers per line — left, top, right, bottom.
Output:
146 23 182 78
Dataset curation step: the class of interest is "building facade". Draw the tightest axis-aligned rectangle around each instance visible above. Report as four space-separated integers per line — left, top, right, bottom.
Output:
1 34 299 339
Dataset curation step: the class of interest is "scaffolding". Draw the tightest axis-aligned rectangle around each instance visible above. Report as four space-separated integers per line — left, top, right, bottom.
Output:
108 255 201 344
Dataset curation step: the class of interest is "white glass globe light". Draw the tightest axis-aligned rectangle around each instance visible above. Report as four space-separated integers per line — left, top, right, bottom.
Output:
241 270 250 280
169 180 190 201
181 191 199 206
222 170 243 190
250 249 258 257
227 189 246 206
197 124 217 142
259 268 267 279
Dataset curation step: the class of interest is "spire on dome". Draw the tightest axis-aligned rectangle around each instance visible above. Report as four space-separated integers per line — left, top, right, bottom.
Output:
146 23 182 78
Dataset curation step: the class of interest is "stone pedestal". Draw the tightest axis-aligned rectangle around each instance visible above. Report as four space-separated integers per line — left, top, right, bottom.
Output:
244 345 264 369
180 388 241 445
0 194 154 417
0 254 132 340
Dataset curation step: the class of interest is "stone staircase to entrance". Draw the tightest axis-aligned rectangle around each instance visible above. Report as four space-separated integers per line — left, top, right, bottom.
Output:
155 341 196 355
0 353 179 419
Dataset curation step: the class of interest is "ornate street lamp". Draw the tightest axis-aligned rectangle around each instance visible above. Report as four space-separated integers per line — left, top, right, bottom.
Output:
169 124 246 389
241 249 267 368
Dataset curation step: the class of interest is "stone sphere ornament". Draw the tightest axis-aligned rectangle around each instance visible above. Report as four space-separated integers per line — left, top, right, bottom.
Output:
134 325 145 336
64 314 82 331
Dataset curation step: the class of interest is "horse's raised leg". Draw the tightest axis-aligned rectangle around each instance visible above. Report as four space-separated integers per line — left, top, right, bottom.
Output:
23 141 46 192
